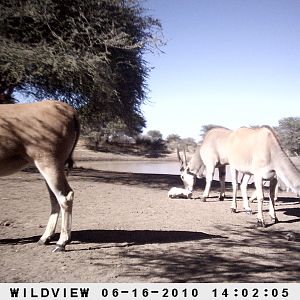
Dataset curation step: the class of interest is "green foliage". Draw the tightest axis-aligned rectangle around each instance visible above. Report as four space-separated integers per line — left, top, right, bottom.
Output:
182 137 196 147
276 117 300 156
166 133 197 152
166 134 181 144
0 0 164 132
165 134 181 151
147 130 163 141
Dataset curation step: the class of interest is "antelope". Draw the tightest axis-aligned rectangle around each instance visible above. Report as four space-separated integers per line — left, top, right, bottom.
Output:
179 126 300 227
0 100 80 252
178 127 233 203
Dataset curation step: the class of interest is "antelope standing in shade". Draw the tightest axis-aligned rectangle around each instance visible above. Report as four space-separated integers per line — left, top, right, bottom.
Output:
179 126 300 227
0 100 80 251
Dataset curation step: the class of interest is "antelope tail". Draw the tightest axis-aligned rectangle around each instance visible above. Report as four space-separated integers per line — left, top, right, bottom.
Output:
65 114 81 173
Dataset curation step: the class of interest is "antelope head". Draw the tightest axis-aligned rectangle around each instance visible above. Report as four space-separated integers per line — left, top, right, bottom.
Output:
177 147 196 192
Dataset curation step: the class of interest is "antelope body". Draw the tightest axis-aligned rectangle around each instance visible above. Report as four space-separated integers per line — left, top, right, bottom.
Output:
0 100 80 251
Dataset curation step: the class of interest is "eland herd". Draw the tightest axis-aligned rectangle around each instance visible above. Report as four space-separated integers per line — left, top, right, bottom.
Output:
1 100 299 252
178 126 300 228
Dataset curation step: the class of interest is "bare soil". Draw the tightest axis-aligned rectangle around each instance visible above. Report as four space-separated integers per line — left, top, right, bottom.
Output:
0 148 300 283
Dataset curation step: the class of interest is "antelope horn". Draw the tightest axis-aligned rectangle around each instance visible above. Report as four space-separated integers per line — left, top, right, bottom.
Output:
177 146 183 164
183 148 187 166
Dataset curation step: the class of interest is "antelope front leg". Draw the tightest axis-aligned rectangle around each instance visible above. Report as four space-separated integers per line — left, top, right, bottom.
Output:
202 167 214 201
230 168 238 213
240 173 252 214
254 176 265 227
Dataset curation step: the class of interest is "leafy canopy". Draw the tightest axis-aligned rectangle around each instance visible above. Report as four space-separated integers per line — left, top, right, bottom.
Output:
0 0 164 133
276 117 300 156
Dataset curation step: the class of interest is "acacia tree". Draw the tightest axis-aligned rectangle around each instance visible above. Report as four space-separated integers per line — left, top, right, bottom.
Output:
0 0 164 133
276 117 300 156
147 130 163 141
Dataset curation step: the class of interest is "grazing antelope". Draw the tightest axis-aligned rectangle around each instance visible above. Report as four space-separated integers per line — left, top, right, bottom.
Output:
178 127 232 202
0 100 80 252
178 127 269 212
179 126 300 227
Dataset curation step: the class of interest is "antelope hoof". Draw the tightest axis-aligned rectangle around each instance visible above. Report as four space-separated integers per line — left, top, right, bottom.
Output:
52 245 65 253
219 196 224 201
231 208 237 213
245 209 253 215
37 239 46 246
37 237 52 246
201 197 207 202
257 220 266 228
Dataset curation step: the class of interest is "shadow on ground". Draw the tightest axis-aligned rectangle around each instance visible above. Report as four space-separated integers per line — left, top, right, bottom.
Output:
94 225 300 282
78 226 300 282
69 167 230 192
1 226 299 282
0 229 223 246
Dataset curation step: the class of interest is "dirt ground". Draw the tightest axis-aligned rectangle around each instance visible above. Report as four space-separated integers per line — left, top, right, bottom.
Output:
0 148 300 283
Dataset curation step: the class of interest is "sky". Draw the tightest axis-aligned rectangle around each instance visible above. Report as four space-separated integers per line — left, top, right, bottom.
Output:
141 0 300 141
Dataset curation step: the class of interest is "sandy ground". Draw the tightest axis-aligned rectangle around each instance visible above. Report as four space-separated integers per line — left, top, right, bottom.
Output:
0 148 300 283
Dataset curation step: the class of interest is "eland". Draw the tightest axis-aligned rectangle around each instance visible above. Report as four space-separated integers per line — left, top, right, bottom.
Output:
0 100 80 251
179 126 300 227
178 127 231 202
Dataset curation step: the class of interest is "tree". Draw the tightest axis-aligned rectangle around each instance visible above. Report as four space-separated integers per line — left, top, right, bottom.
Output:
0 0 164 132
276 117 300 156
147 130 163 141
182 137 196 147
166 134 181 144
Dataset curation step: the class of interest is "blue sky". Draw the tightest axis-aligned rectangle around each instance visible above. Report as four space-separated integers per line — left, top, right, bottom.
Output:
141 0 300 141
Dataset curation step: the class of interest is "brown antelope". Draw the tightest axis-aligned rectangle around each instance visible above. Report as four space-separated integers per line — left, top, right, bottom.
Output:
0 100 80 251
179 126 300 227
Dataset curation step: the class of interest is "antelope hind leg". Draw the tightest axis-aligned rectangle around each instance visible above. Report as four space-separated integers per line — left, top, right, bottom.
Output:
218 166 226 201
38 183 60 245
269 177 279 224
36 162 74 252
